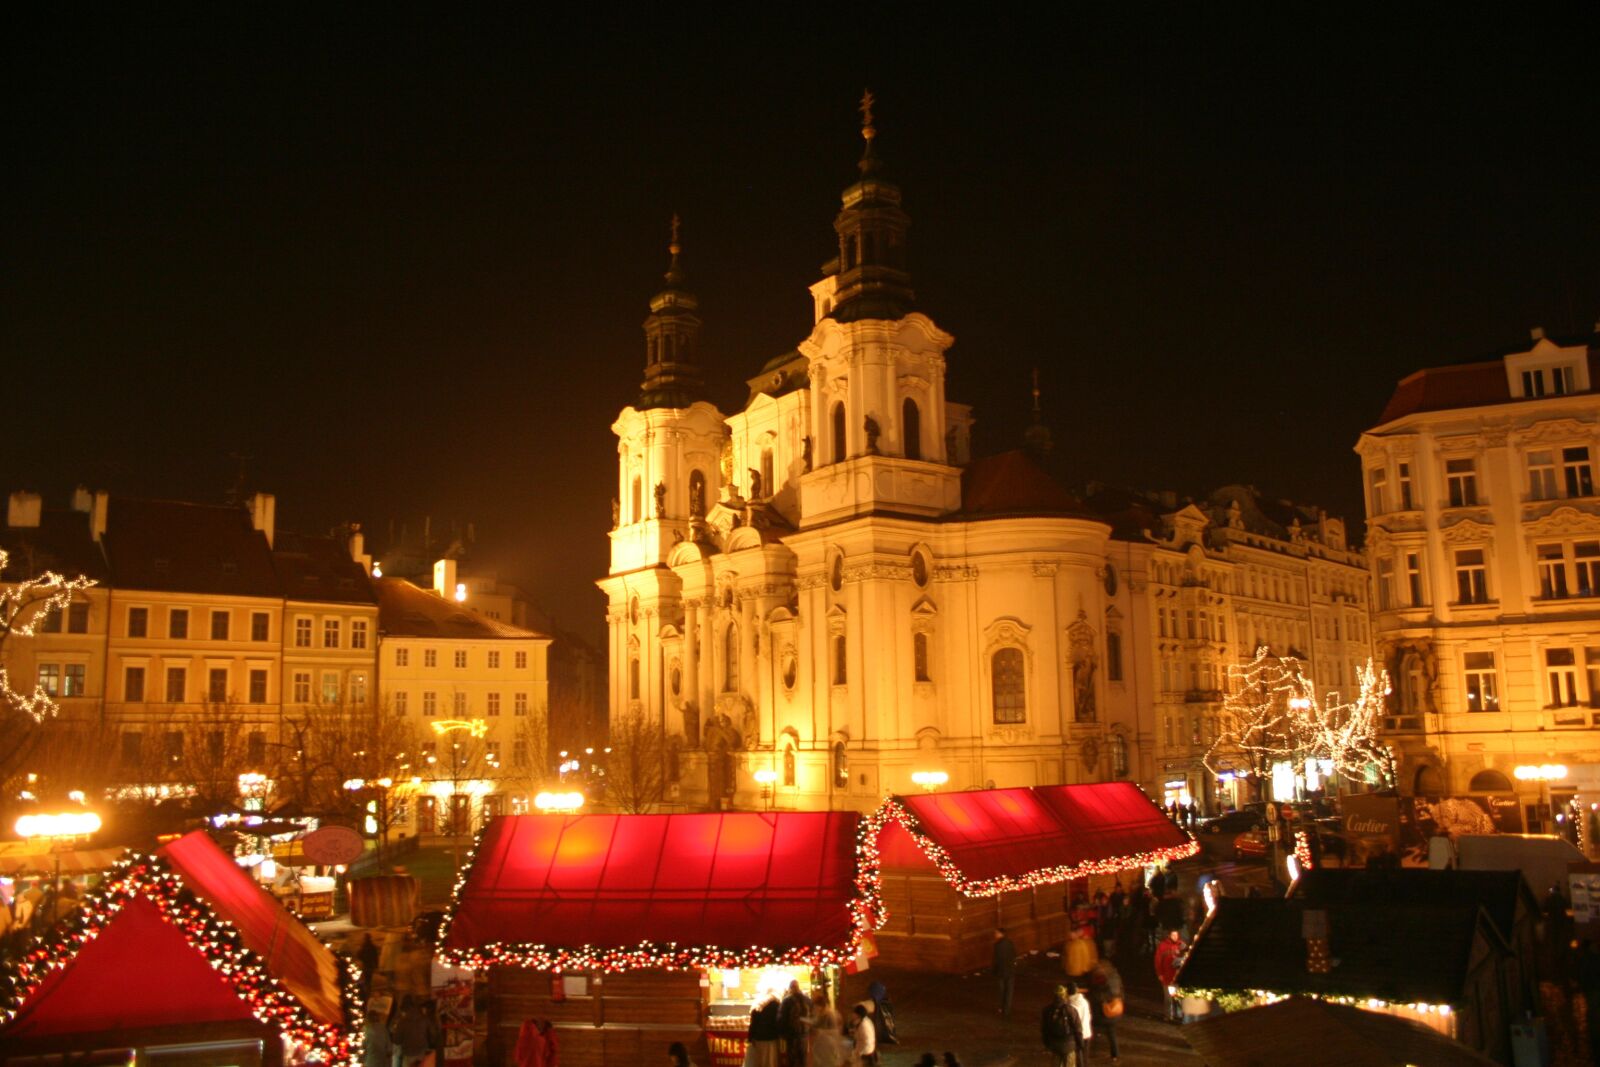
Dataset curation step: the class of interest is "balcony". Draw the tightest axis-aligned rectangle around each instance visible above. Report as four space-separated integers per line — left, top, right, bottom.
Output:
1184 689 1223 704
1382 715 1424 733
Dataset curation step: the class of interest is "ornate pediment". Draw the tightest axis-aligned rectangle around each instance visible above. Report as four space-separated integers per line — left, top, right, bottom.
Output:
1525 505 1600 540
1512 417 1596 448
1366 524 1394 556
1440 518 1495 545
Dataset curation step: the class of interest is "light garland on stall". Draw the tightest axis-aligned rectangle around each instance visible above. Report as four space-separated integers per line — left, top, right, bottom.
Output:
871 797 1199 899
433 813 889 973
1175 986 1455 1021
0 852 360 1064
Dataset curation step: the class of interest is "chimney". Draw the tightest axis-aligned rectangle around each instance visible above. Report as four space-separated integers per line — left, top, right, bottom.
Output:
1531 326 1546 341
71 486 93 513
7 491 41 528
249 492 276 548
90 491 109 543
433 557 458 600
348 525 372 572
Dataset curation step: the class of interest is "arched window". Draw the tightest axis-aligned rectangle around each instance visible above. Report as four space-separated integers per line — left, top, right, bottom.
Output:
902 397 921 460
688 469 706 518
832 633 848 686
630 477 642 523
1110 732 1129 778
833 741 849 788
913 631 930 682
760 449 774 497
628 656 640 701
1469 769 1513 793
723 623 739 692
1106 632 1123 682
783 745 796 787
991 648 1026 724
831 402 847 464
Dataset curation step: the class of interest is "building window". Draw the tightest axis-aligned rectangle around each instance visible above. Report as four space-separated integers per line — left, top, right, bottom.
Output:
913 631 931 682
124 666 145 702
1376 558 1396 610
454 649 467 669
991 647 1026 724
165 666 186 703
1454 549 1488 604
292 671 311 703
396 647 410 667
513 738 529 768
321 672 340 704
1538 543 1569 599
36 664 59 696
67 602 89 633
1565 446 1594 498
515 650 528 670
394 691 408 716
830 555 844 593
423 691 437 716
350 673 367 704
629 656 641 700
1110 732 1129 778
251 612 270 641
1198 611 1211 641
323 618 340 648
210 611 230 641
760 448 774 496
37 606 61 632
1367 467 1388 515
486 740 501 765
487 692 501 716
833 742 848 788
488 650 500 669
449 691 464 715
164 731 183 764
689 469 707 518
903 397 921 460
1523 368 1547 397
831 633 847 686
1398 462 1414 509
631 476 642 523
831 402 847 464
351 619 368 649
1405 552 1424 605
294 617 312 648
424 649 437 668
59 663 84 696
1548 648 1579 707
120 731 142 767
1106 632 1123 682
1529 450 1558 500
247 731 266 766
128 606 148 638
1445 458 1478 508
169 608 189 640
725 624 740 692
514 692 528 717
207 668 228 703
1577 542 1600 597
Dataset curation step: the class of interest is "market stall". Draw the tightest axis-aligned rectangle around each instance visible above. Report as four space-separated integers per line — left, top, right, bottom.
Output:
437 810 875 1066
873 782 1197 971
0 830 357 1066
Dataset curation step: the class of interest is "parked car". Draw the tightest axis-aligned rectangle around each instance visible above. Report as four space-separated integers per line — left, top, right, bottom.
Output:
1199 810 1265 835
1234 829 1270 859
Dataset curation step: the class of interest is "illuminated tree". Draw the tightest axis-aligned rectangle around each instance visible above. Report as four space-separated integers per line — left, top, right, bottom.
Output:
1205 647 1393 795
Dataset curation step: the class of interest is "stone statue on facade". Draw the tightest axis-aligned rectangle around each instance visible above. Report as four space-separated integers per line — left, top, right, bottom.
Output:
801 435 813 472
611 498 620 529
864 415 881 454
654 481 667 518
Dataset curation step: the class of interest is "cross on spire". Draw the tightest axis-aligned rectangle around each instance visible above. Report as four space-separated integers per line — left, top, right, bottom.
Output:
859 89 876 141
669 213 681 257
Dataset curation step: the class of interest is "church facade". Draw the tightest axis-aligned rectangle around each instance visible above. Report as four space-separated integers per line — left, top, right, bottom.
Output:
597 108 1370 813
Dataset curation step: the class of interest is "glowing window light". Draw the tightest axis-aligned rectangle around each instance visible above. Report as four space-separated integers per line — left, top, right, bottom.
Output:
454 582 467 603
1514 764 1568 781
753 769 778 786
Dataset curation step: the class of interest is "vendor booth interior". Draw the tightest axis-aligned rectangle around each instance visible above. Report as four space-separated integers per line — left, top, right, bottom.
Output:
0 830 355 1067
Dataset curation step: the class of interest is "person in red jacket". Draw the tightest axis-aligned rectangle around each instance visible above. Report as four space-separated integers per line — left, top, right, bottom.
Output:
515 1017 559 1067
1153 929 1186 1023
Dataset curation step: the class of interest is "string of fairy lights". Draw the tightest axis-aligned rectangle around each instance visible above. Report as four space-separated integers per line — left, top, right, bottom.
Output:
0 548 97 724
0 851 360 1064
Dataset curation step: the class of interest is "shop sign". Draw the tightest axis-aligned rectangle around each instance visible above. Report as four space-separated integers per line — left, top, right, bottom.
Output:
299 825 364 866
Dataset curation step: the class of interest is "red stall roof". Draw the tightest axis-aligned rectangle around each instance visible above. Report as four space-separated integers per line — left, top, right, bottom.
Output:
0 831 350 1059
877 783 1196 896
439 811 869 971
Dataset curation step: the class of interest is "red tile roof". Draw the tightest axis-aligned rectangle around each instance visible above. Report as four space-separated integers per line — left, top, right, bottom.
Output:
959 450 1091 519
375 577 547 639
439 811 866 970
1375 345 1600 425
878 783 1196 894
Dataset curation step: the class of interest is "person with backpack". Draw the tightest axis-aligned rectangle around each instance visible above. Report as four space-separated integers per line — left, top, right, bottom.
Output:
1040 985 1084 1067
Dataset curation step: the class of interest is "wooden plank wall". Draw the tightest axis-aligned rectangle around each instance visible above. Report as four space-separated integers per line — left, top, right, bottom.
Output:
875 870 1070 972
488 968 709 1067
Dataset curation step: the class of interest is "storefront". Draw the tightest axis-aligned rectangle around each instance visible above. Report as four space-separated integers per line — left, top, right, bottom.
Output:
437 810 873 1066
872 782 1198 971
0 831 355 1065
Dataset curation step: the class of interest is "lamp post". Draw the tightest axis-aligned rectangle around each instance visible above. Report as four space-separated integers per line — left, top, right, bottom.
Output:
534 791 584 814
15 810 102 902
911 770 949 793
753 768 777 811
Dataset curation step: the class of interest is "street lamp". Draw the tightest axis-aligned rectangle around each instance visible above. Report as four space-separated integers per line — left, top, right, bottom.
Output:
534 791 584 813
911 770 949 792
753 768 777 811
15 810 102 900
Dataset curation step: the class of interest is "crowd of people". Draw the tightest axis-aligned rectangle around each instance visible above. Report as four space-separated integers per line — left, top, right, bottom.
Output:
0 877 84 950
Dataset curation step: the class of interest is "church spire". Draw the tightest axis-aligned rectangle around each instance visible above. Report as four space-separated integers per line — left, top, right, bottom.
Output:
1024 367 1054 456
638 213 706 409
827 90 914 323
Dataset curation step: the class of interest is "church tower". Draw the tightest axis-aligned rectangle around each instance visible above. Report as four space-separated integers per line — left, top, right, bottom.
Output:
602 220 728 739
796 95 964 527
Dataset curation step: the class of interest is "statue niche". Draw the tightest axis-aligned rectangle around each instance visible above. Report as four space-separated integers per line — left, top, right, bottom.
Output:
1068 611 1098 722
702 712 744 808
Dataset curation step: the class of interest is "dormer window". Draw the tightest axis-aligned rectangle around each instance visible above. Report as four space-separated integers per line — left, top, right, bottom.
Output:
1522 369 1546 398
1553 366 1576 395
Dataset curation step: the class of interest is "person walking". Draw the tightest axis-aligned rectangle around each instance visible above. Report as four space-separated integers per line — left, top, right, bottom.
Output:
1088 958 1123 1064
1040 985 1084 1067
667 1040 697 1066
810 1004 849 1067
866 980 898 1046
1154 929 1186 1023
390 994 439 1067
850 1002 878 1066
1066 983 1092 1065
361 1007 394 1067
779 979 811 1067
747 990 782 1067
356 934 380 1001
992 928 1018 1017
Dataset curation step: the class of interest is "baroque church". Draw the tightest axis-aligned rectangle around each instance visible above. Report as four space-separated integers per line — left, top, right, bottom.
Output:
597 101 1132 813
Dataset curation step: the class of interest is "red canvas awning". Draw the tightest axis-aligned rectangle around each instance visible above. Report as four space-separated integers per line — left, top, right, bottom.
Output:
877 783 1196 895
439 811 867 971
0 831 351 1060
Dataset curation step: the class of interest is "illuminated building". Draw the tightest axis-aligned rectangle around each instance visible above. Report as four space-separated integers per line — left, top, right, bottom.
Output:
1359 325 1600 817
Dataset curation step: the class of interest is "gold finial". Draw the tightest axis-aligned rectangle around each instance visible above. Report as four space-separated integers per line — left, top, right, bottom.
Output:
669 213 681 257
859 89 876 141
1031 368 1042 415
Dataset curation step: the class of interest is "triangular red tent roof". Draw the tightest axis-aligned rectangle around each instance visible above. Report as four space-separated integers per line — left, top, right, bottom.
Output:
877 782 1196 895
439 810 870 971
0 831 352 1060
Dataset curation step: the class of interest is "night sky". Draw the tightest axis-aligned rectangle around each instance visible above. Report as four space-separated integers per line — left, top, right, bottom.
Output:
5 10 1597 641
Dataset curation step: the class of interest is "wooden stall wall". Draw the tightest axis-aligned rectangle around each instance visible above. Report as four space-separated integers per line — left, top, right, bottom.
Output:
873 870 1068 972
488 968 707 1067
